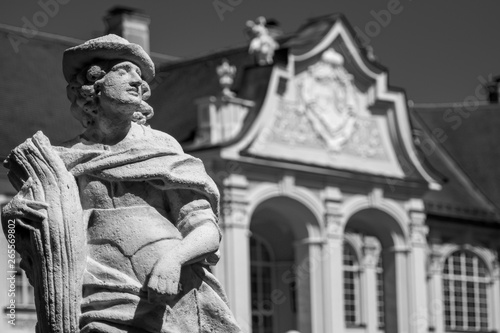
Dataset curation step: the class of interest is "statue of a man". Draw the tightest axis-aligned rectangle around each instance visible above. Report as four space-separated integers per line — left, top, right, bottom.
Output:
2 35 241 333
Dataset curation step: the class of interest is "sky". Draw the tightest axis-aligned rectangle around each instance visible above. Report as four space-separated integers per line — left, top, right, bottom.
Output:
0 0 499 103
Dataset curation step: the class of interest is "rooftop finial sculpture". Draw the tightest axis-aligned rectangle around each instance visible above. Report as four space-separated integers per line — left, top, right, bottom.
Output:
246 16 279 65
216 58 237 97
2 34 242 333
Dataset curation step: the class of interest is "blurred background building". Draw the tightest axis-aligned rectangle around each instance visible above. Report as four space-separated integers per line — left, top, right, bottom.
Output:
0 7 499 333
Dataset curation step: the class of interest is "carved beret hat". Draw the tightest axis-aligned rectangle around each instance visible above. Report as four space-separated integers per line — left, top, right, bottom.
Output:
62 34 155 83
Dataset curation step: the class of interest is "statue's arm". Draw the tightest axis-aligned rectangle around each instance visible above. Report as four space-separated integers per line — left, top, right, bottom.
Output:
147 191 220 303
147 221 219 303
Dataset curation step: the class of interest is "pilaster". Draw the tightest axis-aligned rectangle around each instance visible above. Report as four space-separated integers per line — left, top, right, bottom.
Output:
294 237 325 333
195 95 255 146
408 204 429 333
218 174 252 333
491 257 500 331
427 247 444 333
362 236 380 333
323 186 345 333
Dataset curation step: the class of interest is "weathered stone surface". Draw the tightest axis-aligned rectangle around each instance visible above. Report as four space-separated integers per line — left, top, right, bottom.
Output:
2 34 241 333
3 132 86 333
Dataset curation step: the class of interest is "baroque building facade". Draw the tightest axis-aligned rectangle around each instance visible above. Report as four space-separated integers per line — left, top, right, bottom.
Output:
0 9 499 333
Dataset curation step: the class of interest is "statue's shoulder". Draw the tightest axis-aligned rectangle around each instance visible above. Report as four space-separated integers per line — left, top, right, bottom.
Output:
140 125 184 154
55 134 103 154
59 135 85 149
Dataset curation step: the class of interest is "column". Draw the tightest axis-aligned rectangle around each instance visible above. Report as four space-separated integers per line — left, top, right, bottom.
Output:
394 248 411 333
408 209 429 333
323 187 345 333
362 236 380 333
294 238 325 333
218 174 252 333
427 249 444 333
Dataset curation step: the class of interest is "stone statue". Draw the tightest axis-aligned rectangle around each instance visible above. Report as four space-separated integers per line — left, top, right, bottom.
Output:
2 34 242 333
246 16 279 65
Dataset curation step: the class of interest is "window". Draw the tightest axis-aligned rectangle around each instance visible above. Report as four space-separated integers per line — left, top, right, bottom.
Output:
250 234 274 333
14 253 35 309
376 256 385 329
343 242 361 326
443 250 489 331
1 202 36 311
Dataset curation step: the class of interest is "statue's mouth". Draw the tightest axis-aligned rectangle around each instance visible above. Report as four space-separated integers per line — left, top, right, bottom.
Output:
127 87 140 96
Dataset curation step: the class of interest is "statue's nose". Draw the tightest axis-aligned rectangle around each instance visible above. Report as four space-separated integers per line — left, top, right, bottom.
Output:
130 71 142 86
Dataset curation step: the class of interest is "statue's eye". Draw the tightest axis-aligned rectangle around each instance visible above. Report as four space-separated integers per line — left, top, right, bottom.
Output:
116 68 127 75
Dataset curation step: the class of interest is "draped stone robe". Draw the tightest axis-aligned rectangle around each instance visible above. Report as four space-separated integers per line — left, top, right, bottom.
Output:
55 123 241 333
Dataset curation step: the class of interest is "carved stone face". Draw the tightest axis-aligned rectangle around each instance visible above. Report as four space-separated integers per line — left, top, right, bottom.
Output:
98 61 145 119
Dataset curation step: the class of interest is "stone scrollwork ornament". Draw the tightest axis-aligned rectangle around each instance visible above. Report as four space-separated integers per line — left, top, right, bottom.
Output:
2 34 241 333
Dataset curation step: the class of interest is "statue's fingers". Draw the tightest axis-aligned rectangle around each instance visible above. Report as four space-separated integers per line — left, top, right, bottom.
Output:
157 276 168 295
10 218 36 231
148 277 167 303
2 199 45 225
20 203 47 222
147 274 159 292
164 278 178 296
17 198 46 220
26 199 49 210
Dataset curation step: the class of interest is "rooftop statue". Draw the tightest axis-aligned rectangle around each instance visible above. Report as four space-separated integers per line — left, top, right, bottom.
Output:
246 16 279 65
2 34 242 333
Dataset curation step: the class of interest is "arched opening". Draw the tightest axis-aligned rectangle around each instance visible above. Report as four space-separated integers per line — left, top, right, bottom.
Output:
344 208 407 333
250 196 320 333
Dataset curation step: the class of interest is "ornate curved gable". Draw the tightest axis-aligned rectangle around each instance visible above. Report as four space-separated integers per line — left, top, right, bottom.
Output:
262 48 387 161
222 16 439 189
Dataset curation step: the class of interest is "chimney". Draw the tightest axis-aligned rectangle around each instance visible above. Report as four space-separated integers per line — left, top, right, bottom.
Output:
104 6 151 53
486 76 500 103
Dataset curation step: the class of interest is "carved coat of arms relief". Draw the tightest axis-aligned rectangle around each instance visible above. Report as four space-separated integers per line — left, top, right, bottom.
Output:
267 48 387 160
297 48 358 153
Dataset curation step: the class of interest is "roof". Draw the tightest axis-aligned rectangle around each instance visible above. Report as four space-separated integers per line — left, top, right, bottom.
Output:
147 13 384 144
0 25 83 159
411 103 500 221
284 13 386 72
147 45 261 143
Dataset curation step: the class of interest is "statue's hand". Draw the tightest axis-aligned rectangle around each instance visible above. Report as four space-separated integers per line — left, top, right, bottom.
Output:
3 179 48 224
147 256 182 304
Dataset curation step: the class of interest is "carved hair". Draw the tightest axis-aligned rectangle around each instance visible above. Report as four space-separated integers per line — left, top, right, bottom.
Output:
66 61 154 128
